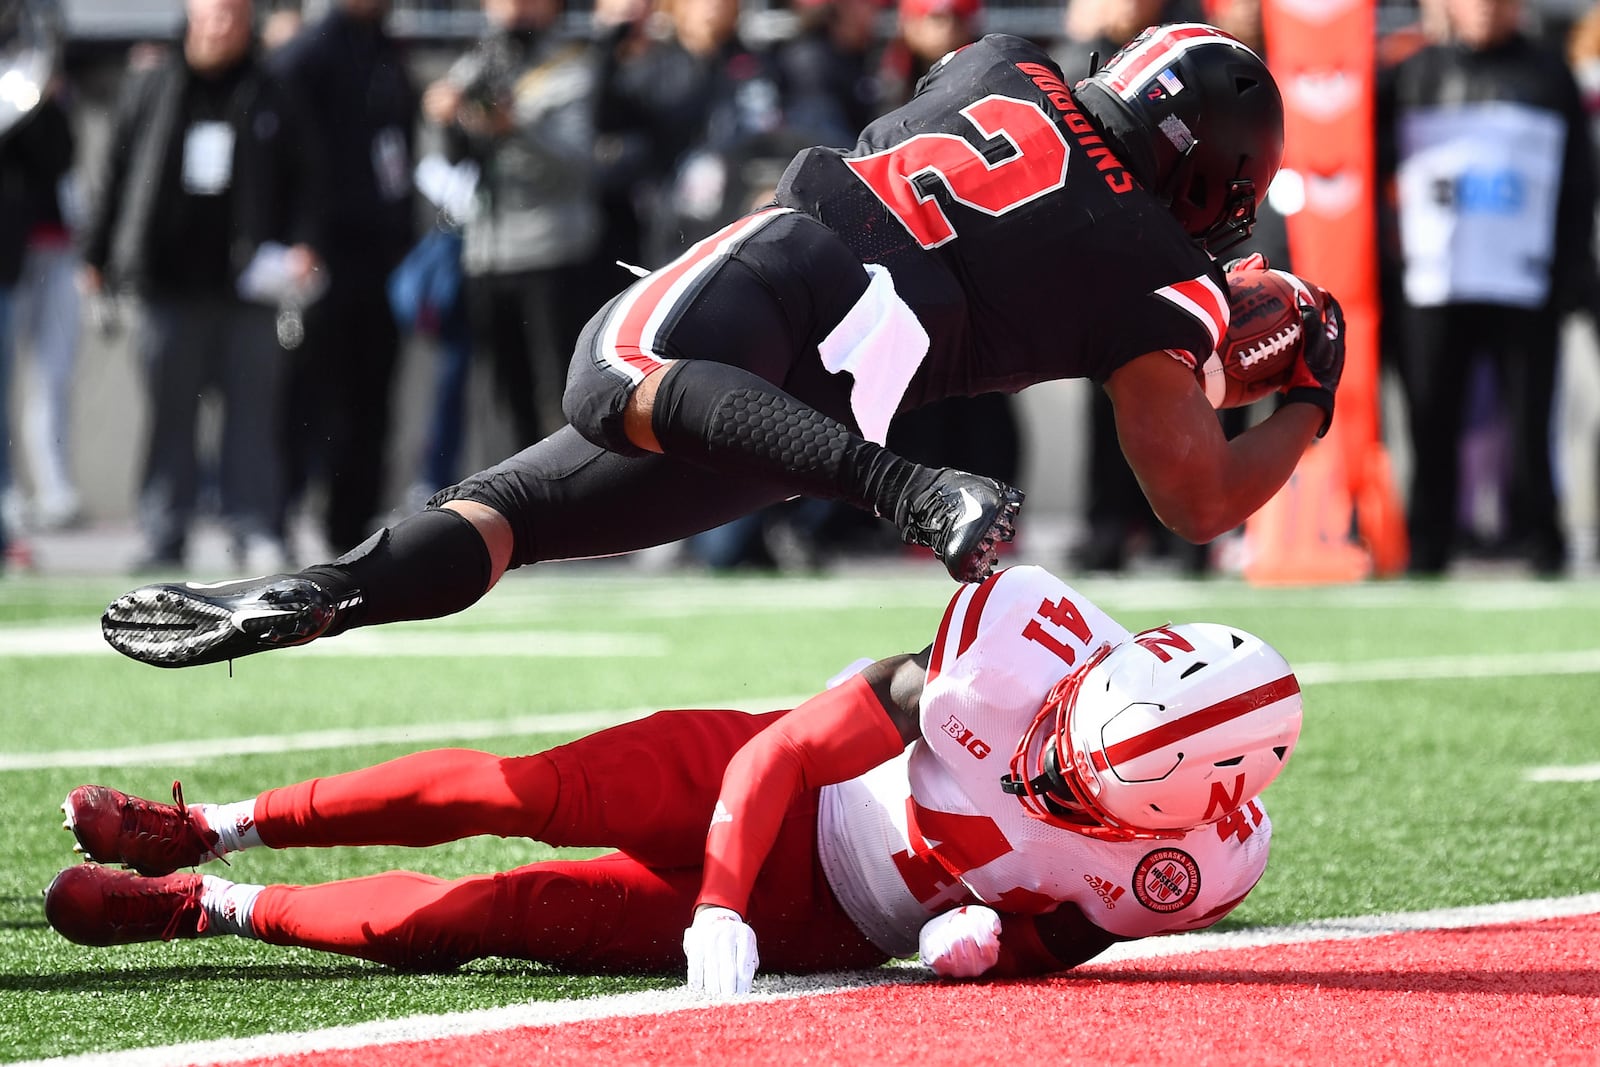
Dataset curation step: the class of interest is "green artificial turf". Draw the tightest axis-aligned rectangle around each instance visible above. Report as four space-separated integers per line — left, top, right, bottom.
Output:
2 569 1597 1060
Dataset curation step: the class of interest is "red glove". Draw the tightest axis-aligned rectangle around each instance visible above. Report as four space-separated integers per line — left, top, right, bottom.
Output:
1223 252 1269 274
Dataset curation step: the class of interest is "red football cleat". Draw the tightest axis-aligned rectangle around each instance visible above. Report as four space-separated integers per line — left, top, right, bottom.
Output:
62 782 225 876
44 864 208 947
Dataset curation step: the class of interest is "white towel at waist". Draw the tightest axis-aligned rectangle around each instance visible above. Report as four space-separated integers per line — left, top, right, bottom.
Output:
817 263 931 445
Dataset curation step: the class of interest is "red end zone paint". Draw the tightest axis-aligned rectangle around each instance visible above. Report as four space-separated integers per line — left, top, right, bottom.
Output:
228 914 1600 1067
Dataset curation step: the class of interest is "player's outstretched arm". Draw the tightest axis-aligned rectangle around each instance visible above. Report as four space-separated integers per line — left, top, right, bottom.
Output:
684 653 926 994
1106 351 1324 544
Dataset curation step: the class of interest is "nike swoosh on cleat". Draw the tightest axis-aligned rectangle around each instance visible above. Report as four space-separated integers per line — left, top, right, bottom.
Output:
955 488 985 527
185 578 272 590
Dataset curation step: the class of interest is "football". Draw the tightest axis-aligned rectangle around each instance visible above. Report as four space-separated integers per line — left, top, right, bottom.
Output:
1198 267 1312 409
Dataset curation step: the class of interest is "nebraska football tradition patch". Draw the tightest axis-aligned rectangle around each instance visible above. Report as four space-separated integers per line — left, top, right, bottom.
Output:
1133 848 1201 913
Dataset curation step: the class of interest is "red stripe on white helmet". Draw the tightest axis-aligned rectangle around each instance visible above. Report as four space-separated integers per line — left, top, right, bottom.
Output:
1099 673 1302 769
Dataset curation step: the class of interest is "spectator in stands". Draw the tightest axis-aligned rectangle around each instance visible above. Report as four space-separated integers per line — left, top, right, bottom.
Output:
8 87 81 537
1379 0 1597 576
272 0 419 555
876 0 981 112
423 0 605 450
260 6 303 51
0 112 34 573
395 161 475 508
640 0 791 261
774 0 883 148
0 0 72 570
589 0 662 290
78 0 327 573
1568 2 1600 569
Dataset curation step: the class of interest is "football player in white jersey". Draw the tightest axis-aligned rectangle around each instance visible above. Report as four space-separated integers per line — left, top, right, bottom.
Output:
47 566 1302 994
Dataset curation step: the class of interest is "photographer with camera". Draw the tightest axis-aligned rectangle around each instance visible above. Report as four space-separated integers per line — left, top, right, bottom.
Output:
422 0 606 452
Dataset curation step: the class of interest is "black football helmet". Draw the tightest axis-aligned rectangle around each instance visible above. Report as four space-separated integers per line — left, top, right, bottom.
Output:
1074 23 1284 252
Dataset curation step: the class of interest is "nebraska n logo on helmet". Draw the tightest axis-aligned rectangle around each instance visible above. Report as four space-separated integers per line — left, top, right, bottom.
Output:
1073 23 1286 253
1001 623 1303 842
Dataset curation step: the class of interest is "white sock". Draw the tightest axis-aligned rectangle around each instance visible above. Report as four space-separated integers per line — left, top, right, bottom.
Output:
200 875 263 938
198 800 264 856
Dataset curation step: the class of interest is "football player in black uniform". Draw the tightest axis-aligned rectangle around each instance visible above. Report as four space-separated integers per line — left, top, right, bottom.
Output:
100 23 1344 671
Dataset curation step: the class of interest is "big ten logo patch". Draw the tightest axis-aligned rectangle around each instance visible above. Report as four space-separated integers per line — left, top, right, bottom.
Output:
941 715 991 759
1132 848 1201 913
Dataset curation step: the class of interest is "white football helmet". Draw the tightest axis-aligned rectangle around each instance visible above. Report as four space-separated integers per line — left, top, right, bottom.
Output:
1002 623 1302 841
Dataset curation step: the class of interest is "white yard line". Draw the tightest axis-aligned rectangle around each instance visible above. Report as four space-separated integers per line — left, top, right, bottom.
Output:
1290 647 1600 684
1525 762 1600 782
0 625 666 658
12 892 1600 1067
8 646 1600 772
0 697 809 771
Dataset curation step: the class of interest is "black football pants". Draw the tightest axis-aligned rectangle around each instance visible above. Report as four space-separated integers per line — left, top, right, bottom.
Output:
431 210 872 568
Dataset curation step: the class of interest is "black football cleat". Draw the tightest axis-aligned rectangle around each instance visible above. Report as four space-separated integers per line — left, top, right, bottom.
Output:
896 470 1025 583
101 575 343 668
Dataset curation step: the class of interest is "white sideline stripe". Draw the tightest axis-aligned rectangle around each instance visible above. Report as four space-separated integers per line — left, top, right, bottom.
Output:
0 625 666 658
1289 647 1600 684
15 893 1600 1067
0 697 809 772
1526 762 1600 782
9 646 1600 772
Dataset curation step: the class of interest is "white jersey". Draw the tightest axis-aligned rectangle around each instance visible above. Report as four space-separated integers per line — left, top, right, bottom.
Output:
816 566 1273 957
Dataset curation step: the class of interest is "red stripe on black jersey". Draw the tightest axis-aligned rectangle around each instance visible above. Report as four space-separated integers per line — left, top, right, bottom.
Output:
598 208 791 382
1153 274 1229 354
1103 24 1252 99
1092 674 1301 771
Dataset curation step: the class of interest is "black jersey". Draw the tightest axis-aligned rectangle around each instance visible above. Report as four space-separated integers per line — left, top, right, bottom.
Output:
775 34 1228 408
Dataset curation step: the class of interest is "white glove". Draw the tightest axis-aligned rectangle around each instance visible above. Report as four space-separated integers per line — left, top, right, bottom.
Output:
683 906 760 995
918 905 1002 978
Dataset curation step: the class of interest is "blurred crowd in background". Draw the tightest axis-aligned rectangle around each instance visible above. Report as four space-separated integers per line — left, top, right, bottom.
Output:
3 0 1600 580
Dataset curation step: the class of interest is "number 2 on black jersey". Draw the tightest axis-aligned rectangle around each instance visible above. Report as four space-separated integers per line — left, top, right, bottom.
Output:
844 95 1069 249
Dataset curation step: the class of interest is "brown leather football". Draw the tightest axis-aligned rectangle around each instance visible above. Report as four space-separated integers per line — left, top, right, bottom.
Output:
1198 267 1311 409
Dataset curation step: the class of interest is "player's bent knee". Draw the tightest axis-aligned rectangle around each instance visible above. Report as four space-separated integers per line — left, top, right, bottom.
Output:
439 500 513 584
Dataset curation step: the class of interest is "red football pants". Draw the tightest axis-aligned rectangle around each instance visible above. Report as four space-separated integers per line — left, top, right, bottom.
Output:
247 709 888 974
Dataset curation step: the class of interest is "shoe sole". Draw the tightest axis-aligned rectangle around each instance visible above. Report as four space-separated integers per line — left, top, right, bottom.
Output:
101 586 251 668
955 488 1026 583
60 792 91 862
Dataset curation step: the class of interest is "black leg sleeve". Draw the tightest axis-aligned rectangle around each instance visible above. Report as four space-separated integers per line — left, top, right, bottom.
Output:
649 359 937 521
301 507 493 635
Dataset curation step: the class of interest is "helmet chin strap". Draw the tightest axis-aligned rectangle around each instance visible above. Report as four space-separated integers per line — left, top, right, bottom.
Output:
1001 745 1090 821
1201 177 1259 253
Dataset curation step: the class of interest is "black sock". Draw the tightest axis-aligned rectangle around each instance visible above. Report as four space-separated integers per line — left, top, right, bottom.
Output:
649 360 938 519
301 507 492 635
